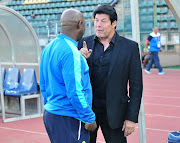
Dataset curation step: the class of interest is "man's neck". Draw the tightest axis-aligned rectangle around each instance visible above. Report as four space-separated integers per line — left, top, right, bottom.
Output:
98 31 115 44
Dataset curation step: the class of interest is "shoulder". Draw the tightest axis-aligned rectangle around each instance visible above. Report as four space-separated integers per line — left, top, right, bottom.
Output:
78 35 95 50
79 35 95 44
117 34 138 46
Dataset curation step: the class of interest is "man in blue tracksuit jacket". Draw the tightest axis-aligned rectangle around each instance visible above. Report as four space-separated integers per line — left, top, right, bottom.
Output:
145 26 165 75
40 9 96 143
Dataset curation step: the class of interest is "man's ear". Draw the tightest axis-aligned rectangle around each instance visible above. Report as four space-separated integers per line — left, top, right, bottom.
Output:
78 21 82 29
112 20 117 29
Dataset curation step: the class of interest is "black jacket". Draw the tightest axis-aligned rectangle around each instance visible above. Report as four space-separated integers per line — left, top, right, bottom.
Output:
78 33 143 129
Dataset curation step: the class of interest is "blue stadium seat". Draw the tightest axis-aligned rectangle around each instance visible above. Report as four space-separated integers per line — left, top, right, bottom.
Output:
161 7 168 14
147 7 153 14
170 22 178 29
157 8 161 14
147 1 153 7
5 68 38 97
3 67 20 91
159 22 168 29
169 13 176 21
140 8 146 15
1 67 6 84
157 0 167 6
161 15 168 21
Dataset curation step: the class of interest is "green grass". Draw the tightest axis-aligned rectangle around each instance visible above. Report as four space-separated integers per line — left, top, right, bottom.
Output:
163 65 180 69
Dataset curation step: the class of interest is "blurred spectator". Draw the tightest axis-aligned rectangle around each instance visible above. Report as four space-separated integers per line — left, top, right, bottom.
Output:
28 12 35 22
109 0 119 7
141 39 151 68
145 26 165 75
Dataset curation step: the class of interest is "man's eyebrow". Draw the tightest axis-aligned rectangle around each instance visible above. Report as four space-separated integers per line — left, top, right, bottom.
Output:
95 18 108 20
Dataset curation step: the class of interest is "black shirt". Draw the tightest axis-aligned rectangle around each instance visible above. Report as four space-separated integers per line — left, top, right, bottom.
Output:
91 33 116 113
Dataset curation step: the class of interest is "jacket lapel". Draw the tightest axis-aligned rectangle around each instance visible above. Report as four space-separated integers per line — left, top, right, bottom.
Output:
107 35 122 78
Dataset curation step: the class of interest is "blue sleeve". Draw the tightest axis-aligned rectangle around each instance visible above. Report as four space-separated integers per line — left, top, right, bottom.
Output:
147 35 153 41
39 51 47 105
61 51 95 124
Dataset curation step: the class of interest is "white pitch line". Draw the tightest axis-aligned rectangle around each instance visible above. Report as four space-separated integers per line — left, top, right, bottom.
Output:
145 128 174 133
145 89 180 92
145 103 180 108
145 114 180 119
144 95 180 99
135 126 174 133
0 127 47 135
144 84 178 87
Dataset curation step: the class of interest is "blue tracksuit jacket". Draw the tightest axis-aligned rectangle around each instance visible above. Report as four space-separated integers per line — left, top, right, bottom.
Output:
40 34 95 124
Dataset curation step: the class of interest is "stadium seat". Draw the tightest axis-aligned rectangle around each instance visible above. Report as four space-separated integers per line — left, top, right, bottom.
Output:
160 22 168 29
170 21 178 29
140 8 146 15
161 7 168 14
157 0 167 6
157 8 161 14
169 13 176 21
4 68 41 121
161 15 168 21
3 67 20 91
147 7 153 14
5 68 38 97
147 1 153 7
157 15 161 21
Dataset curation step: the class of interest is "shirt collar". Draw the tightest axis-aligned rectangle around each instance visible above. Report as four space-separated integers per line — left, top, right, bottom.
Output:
57 34 78 47
94 32 117 45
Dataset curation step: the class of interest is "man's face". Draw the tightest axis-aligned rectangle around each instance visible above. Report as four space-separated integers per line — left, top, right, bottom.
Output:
94 14 116 39
153 27 159 34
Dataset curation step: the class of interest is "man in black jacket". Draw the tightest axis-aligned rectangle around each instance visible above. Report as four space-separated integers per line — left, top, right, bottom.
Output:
78 4 143 143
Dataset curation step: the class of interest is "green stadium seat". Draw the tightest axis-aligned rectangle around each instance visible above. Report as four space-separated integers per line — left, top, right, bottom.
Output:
157 15 161 21
36 4 41 9
38 9 43 14
161 15 168 21
60 2 65 7
147 7 153 14
157 0 167 6
161 22 168 29
161 7 168 14
170 21 178 29
140 8 146 15
147 1 153 7
43 9 48 14
157 8 161 14
34 9 38 15
169 13 176 21
81 0 86 6
75 1 81 6
49 3 55 8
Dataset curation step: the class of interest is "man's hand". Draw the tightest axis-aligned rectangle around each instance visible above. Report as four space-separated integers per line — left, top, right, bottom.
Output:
160 47 163 52
80 41 92 59
85 121 97 132
122 120 136 137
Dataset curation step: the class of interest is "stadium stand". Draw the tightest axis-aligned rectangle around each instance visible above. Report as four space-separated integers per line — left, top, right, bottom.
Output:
5 0 179 38
6 0 108 37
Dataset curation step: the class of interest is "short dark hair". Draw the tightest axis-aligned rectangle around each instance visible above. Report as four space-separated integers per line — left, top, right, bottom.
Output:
93 4 117 24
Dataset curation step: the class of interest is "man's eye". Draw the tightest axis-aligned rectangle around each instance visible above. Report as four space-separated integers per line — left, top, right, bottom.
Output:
102 20 107 23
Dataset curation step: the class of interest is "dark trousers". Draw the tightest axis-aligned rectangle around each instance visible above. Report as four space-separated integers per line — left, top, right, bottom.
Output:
146 51 162 72
90 112 127 143
43 110 90 143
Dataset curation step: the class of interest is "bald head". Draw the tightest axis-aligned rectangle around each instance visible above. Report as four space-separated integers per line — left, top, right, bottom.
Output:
60 9 85 41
